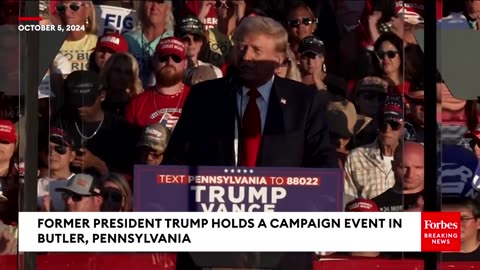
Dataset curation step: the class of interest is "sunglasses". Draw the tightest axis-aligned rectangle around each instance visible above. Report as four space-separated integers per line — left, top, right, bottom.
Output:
55 2 86 13
376 50 399 59
62 192 88 203
157 54 182 63
103 188 123 203
215 0 231 8
287 17 318 28
380 120 402 132
45 145 68 155
181 35 203 43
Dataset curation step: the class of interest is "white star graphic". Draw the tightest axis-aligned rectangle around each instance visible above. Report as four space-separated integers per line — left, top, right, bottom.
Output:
224 169 228 173
237 169 241 173
249 169 254 173
243 169 247 173
230 169 235 173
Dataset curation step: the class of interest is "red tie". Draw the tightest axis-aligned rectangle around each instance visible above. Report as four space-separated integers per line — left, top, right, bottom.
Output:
241 88 261 167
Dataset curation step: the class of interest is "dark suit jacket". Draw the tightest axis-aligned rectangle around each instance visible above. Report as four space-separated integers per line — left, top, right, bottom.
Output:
163 76 337 168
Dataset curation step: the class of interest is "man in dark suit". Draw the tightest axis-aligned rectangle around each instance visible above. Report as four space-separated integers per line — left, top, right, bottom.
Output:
164 15 336 270
164 16 337 169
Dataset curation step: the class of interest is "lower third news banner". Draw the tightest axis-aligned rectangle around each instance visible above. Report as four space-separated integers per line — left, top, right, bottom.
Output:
133 165 344 211
18 212 461 252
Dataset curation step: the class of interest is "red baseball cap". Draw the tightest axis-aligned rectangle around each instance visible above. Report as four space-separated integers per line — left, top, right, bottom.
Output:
96 33 128 53
0 120 16 144
155 37 186 60
345 198 379 212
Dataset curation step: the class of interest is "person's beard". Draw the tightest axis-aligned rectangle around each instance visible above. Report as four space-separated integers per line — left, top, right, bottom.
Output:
155 66 184 87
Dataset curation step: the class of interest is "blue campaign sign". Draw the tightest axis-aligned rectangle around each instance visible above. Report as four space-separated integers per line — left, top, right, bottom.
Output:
441 144 479 199
134 166 344 212
95 5 138 36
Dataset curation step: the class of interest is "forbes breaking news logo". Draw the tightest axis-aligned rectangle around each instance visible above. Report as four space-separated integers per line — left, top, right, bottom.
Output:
421 212 461 252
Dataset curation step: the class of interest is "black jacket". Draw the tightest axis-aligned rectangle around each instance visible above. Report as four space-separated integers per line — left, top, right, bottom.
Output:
163 76 337 168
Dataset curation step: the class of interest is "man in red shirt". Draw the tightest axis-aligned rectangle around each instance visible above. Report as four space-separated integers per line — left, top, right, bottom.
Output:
125 37 190 129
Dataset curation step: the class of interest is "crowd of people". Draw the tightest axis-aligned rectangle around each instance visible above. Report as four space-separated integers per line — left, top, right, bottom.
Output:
0 0 480 266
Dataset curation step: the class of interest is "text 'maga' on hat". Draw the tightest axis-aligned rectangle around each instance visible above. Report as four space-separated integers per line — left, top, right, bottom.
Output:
96 33 129 53
155 37 187 60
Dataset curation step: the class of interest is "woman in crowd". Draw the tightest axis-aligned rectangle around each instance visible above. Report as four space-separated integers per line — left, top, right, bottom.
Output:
124 0 174 87
298 36 327 90
175 15 223 78
275 47 302 82
101 173 133 212
285 1 318 62
88 33 129 74
56 0 98 72
100 52 143 116
373 32 410 94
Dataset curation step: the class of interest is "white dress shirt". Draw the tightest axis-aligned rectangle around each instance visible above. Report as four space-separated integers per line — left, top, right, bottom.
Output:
234 76 275 165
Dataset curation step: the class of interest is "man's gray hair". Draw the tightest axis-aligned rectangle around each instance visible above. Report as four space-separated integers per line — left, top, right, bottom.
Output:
233 16 288 53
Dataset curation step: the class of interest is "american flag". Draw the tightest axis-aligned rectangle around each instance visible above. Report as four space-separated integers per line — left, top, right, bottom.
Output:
160 113 179 130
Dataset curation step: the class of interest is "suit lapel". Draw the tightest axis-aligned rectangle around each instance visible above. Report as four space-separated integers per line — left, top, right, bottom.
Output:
257 77 288 166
